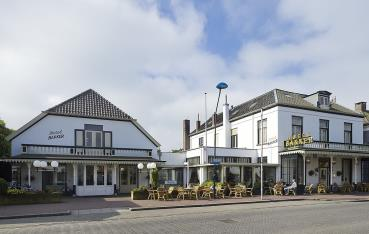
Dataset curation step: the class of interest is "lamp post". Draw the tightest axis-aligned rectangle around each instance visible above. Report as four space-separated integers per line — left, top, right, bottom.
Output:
213 82 228 198
137 163 144 188
147 162 157 188
184 162 189 188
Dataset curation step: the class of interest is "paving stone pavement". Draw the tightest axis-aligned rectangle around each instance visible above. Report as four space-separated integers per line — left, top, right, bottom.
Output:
1 200 369 234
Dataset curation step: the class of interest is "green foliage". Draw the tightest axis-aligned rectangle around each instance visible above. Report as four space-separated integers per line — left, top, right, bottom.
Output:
151 168 159 188
6 188 25 196
0 119 12 157
0 177 8 195
131 186 148 200
201 180 224 187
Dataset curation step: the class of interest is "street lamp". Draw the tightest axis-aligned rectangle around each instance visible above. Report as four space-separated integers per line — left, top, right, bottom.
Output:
184 162 189 188
146 162 157 188
137 163 144 188
213 82 228 198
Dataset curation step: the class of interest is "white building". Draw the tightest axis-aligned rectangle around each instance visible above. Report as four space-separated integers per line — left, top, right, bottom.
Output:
180 89 369 192
2 89 163 196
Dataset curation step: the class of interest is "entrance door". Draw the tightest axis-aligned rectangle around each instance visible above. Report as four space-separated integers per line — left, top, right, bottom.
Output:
342 159 352 183
319 158 330 186
119 166 137 193
42 171 54 191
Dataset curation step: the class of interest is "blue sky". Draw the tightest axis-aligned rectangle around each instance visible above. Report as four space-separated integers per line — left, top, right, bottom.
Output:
1 0 369 150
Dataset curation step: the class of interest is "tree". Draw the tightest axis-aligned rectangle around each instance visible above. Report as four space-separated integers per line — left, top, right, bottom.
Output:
0 119 12 157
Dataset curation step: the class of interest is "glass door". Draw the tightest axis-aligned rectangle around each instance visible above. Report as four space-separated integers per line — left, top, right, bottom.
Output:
119 166 137 193
319 158 330 186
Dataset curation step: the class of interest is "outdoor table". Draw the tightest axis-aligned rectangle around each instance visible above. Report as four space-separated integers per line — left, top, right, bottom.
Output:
147 189 158 200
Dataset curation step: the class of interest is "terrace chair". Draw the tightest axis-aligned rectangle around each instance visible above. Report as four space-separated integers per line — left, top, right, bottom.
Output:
177 187 189 200
286 187 296 196
190 185 201 200
273 184 283 196
202 187 213 199
157 187 167 201
304 184 314 195
234 186 243 198
229 187 236 197
317 184 327 194
166 186 175 199
216 185 225 198
245 186 253 197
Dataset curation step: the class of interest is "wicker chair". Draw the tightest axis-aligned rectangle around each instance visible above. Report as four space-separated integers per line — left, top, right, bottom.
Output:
317 183 327 194
216 185 225 198
273 184 283 196
304 184 314 195
177 187 189 200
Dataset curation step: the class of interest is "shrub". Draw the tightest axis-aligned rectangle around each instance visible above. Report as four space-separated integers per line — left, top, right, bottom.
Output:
131 186 148 200
7 188 25 195
151 169 159 188
0 178 8 195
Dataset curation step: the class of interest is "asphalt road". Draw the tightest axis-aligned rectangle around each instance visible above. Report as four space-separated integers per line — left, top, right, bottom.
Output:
0 200 369 234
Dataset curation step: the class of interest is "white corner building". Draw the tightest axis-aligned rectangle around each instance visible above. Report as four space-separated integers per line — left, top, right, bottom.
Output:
179 89 369 192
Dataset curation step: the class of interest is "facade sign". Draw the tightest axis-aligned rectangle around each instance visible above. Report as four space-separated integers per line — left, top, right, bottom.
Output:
48 130 64 140
284 134 313 148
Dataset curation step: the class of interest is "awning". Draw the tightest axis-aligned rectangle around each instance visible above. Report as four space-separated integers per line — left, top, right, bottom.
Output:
0 155 164 165
280 149 369 158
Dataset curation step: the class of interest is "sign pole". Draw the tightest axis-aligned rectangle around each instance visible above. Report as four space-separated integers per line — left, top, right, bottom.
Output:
260 108 263 201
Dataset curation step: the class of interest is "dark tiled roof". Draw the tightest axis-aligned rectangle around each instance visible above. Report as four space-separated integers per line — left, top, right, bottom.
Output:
190 89 362 135
46 89 132 121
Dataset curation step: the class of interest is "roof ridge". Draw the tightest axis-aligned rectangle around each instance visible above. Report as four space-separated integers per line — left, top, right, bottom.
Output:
46 89 132 120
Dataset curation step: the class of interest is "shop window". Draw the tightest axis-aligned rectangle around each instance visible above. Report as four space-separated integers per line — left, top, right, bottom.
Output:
107 166 113 185
96 166 104 185
86 165 94 185
77 165 84 186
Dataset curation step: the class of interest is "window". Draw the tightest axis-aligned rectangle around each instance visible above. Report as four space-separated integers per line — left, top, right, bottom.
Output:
86 165 94 185
257 119 267 145
77 165 84 186
257 157 268 163
96 166 104 185
199 137 204 147
207 167 221 183
107 166 113 185
56 166 66 186
362 159 369 183
292 116 303 136
75 130 84 146
104 132 112 148
225 166 241 185
319 95 329 106
319 119 329 142
281 155 303 185
85 131 102 147
344 123 352 144
231 128 238 148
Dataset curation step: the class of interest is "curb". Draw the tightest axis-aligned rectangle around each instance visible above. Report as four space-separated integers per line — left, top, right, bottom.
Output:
129 198 307 211
0 211 71 220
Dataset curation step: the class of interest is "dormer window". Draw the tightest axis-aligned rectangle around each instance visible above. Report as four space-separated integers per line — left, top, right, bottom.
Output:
319 95 329 106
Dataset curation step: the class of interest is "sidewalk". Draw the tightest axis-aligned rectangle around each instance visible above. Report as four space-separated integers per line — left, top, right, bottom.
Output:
1 193 369 219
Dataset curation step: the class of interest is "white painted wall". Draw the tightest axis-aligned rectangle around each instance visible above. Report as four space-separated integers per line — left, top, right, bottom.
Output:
11 115 159 158
278 106 363 145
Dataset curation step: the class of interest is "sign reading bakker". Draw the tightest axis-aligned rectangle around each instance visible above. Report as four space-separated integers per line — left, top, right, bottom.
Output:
48 130 64 140
284 134 313 148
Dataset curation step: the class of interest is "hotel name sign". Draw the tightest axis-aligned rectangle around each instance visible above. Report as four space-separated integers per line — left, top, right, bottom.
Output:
284 134 313 148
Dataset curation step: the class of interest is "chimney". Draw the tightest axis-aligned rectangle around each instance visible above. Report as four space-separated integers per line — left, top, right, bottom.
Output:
196 113 201 132
355 102 367 112
223 95 231 148
183 119 190 150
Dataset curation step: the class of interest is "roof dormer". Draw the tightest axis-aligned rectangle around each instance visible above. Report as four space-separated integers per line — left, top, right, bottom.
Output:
304 90 332 110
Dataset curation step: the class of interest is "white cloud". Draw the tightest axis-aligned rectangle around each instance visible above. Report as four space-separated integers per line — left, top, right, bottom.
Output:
1 0 369 151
